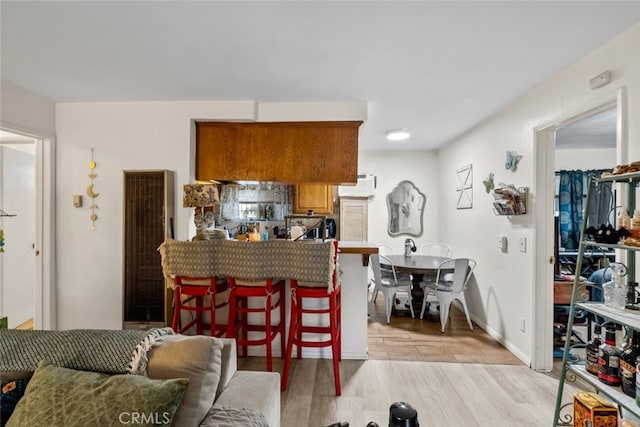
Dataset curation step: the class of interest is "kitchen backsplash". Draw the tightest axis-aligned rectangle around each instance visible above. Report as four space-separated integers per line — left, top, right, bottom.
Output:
218 182 292 222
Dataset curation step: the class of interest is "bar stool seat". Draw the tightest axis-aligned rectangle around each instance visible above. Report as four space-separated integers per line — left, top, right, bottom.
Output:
171 276 229 337
282 240 341 396
225 277 286 372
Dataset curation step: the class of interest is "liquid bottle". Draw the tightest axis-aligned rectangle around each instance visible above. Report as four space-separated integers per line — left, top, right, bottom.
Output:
619 208 631 229
586 324 602 376
598 325 622 386
621 329 640 397
603 263 628 310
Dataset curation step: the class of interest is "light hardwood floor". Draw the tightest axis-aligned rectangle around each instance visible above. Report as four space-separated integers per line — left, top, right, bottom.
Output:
237 297 584 426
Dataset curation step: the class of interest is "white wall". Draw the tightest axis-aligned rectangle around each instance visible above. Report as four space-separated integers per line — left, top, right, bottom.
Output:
0 82 55 135
358 150 440 253
555 147 616 171
0 144 36 327
436 23 640 364
55 101 366 329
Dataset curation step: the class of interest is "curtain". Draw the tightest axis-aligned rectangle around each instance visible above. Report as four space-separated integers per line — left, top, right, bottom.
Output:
558 169 612 250
558 170 584 250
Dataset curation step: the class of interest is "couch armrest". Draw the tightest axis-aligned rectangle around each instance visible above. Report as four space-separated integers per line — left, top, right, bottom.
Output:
216 338 237 398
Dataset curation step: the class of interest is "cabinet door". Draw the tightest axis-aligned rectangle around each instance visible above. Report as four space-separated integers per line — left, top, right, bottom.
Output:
293 184 334 214
340 198 368 241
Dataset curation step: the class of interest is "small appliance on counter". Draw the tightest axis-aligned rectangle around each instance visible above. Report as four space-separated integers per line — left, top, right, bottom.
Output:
306 218 337 239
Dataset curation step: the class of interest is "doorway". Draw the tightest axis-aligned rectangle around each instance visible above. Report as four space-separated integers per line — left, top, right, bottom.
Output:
0 125 56 330
0 131 36 328
532 88 628 371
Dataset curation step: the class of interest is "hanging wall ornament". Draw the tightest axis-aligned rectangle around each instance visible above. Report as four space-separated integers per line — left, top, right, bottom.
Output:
483 172 495 194
86 148 100 230
505 150 523 172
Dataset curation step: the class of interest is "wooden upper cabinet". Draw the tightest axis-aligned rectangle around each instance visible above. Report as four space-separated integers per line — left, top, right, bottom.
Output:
196 121 361 184
293 184 334 214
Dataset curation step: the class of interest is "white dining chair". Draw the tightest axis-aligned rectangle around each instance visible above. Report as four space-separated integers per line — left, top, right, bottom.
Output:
418 243 452 258
368 244 398 304
369 253 414 323
419 258 476 333
377 244 397 256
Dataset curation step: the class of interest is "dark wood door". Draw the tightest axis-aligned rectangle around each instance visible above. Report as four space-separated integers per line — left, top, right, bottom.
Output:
123 171 173 326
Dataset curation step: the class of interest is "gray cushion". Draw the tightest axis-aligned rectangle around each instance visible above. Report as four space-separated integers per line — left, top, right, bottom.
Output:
147 334 223 427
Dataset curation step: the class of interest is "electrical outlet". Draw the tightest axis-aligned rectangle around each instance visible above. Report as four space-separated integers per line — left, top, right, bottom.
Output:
519 317 525 332
519 237 527 253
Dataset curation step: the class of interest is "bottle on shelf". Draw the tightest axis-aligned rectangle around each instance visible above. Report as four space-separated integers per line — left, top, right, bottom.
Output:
619 207 631 229
603 263 629 310
598 325 622 386
632 210 640 230
621 329 640 397
586 324 603 376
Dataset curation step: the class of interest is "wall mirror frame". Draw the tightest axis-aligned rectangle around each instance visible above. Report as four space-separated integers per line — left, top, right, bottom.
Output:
386 180 426 237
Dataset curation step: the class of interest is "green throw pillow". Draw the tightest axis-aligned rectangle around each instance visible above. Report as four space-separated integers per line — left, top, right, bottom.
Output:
6 361 189 427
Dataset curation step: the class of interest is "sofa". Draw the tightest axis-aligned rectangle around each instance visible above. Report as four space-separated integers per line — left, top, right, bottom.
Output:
0 329 280 427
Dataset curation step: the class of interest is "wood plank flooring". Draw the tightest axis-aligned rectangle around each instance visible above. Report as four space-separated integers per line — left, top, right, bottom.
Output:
367 298 522 364
237 297 584 426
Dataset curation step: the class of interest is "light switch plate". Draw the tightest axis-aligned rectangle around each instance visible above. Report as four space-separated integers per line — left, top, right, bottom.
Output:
519 237 527 252
73 194 83 207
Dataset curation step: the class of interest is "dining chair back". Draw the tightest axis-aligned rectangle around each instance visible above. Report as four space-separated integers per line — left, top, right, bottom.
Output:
377 244 397 256
418 243 452 258
419 257 476 333
369 253 415 324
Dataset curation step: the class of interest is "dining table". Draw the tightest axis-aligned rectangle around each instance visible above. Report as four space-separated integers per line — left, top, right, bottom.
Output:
380 254 451 320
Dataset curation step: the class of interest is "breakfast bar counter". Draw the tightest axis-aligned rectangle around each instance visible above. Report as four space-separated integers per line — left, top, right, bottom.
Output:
159 239 377 360
338 241 378 359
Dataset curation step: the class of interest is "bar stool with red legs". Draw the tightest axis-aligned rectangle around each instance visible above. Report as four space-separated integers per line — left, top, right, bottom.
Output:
171 276 229 337
282 240 342 396
225 277 286 372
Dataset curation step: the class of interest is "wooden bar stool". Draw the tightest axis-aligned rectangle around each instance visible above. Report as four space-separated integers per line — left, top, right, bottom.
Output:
282 241 341 395
225 277 286 372
171 276 229 337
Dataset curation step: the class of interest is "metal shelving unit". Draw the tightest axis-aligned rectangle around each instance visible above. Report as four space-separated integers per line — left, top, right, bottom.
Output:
553 171 640 426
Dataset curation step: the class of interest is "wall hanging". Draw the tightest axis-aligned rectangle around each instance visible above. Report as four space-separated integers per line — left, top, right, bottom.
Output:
456 164 473 209
86 148 100 230
386 180 425 237
505 151 522 172
482 172 495 194
492 183 528 215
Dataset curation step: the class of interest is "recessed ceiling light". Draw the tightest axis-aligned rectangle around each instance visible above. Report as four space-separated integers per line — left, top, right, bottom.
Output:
386 129 411 141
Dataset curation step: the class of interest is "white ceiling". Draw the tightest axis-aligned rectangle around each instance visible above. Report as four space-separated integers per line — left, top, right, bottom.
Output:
555 107 617 150
1 1 639 151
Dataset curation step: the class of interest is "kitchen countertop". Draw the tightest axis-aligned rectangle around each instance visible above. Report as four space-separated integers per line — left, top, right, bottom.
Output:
338 241 378 266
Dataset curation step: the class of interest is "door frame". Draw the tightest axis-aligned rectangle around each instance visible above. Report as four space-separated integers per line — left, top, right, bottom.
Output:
531 87 628 371
1 121 56 330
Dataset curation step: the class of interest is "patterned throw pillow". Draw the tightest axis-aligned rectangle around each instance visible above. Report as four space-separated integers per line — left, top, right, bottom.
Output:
1 377 31 427
6 361 189 427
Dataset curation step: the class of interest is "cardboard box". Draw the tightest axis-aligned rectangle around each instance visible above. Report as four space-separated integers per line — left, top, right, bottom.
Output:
573 392 618 427
554 281 590 305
